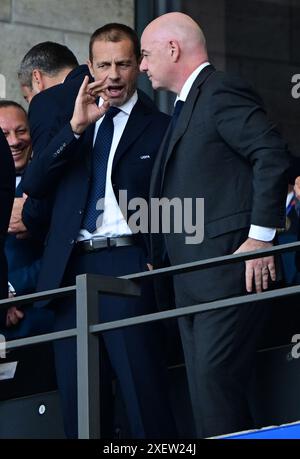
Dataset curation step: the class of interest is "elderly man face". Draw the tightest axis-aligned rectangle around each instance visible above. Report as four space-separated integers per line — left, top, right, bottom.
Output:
0 106 31 172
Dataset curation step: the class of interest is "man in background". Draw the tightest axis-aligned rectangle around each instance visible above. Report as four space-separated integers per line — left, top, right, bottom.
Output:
18 41 79 103
10 41 90 246
140 12 290 437
0 100 53 338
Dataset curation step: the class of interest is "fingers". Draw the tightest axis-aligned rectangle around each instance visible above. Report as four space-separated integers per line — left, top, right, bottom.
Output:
245 261 254 293
87 79 109 97
77 75 90 98
6 307 24 327
16 231 30 240
245 256 276 293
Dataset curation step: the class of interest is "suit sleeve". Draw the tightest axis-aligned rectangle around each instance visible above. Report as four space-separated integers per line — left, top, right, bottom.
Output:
22 92 83 198
210 75 290 229
9 258 41 296
22 195 53 241
22 121 81 199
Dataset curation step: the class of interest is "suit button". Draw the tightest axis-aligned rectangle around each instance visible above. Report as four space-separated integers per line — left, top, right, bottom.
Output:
70 239 75 245
79 209 83 215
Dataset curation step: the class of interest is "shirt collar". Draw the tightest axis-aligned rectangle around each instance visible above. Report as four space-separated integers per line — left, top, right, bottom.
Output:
175 62 210 104
99 90 138 116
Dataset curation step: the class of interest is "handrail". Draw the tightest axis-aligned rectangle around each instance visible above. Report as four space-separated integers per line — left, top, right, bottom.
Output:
0 240 300 438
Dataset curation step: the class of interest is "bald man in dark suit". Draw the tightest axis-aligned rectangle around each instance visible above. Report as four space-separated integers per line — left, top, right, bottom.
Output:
141 12 290 437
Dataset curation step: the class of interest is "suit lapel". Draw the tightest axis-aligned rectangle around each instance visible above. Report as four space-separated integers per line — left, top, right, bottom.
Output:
112 98 152 171
160 65 216 191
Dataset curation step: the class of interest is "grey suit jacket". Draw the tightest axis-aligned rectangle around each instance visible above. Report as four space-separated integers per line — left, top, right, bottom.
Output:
150 65 290 306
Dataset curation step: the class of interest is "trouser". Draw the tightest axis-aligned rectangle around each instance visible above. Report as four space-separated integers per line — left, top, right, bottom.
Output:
178 300 268 438
53 244 177 438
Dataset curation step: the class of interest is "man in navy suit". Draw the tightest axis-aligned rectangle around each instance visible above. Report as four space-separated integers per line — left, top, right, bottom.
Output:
0 128 14 317
0 100 54 338
22 24 176 439
10 42 89 240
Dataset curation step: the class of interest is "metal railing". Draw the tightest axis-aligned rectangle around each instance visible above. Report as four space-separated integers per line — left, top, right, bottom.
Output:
1 240 300 438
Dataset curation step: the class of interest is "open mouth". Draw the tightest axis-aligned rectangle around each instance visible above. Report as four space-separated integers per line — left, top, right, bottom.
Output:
107 85 124 98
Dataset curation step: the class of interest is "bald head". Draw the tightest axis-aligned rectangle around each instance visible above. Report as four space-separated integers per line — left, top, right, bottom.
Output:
144 12 206 51
140 12 208 94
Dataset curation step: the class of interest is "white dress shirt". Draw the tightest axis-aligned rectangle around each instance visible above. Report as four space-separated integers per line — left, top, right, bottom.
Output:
176 62 276 242
78 92 138 241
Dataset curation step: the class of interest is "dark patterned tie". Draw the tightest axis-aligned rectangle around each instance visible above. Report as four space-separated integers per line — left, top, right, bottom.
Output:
170 99 184 130
82 106 121 233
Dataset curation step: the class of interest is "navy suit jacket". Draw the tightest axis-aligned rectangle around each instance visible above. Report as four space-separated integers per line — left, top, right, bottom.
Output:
22 65 91 239
22 88 170 300
5 180 43 296
29 64 91 154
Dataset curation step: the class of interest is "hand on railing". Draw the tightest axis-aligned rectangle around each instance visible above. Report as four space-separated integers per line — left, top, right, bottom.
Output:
234 238 275 293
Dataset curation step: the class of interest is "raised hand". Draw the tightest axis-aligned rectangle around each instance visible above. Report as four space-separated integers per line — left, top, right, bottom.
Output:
70 75 110 135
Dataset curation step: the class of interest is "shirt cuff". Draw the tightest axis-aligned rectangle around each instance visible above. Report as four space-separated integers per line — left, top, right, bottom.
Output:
248 225 276 242
8 282 16 296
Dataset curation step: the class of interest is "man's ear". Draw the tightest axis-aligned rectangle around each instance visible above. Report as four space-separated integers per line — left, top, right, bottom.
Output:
169 40 180 62
31 69 45 93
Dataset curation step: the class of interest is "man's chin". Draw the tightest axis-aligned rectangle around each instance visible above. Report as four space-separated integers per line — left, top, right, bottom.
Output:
108 95 128 107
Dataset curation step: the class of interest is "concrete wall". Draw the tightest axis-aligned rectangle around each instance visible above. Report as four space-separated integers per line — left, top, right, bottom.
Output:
182 0 300 154
0 0 134 106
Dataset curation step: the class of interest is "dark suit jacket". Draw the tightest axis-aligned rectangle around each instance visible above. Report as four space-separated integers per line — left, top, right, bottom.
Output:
5 180 43 296
0 129 15 325
22 92 170 298
29 64 91 154
22 65 92 241
150 65 290 306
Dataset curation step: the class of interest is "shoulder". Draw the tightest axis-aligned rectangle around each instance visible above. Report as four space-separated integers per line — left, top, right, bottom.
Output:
28 86 60 119
203 70 261 101
29 66 90 115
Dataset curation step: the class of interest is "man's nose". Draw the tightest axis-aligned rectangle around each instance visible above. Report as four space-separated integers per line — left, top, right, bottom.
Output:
8 133 21 147
140 57 147 72
109 65 120 80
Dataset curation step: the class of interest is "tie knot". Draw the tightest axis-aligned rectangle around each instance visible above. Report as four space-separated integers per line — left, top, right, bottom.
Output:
173 100 184 118
105 106 121 119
